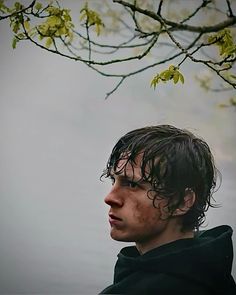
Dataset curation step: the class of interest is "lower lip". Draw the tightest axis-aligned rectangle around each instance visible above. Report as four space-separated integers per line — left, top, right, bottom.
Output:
109 217 122 225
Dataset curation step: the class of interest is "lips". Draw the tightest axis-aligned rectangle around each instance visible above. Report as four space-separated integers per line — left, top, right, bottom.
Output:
109 213 122 221
109 213 122 225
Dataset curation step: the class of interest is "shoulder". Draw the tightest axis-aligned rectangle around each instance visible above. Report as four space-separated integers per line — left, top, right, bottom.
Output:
100 272 212 294
142 273 212 295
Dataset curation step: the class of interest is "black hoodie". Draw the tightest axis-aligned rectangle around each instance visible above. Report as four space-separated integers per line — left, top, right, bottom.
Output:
100 225 236 294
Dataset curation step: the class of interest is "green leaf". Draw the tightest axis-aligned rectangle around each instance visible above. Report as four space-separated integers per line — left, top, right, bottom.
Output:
14 1 23 11
12 22 20 34
80 2 104 36
0 0 11 13
151 65 184 90
160 70 171 81
24 20 30 31
208 29 236 58
169 65 176 71
47 15 62 27
150 74 160 90
45 37 53 48
173 72 179 84
17 32 25 39
229 97 236 106
12 37 18 49
35 2 42 11
230 74 236 80
179 73 185 84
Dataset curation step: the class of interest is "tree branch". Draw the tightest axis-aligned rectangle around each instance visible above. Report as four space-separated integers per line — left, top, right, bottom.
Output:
157 0 164 15
180 0 212 24
2 0 235 99
113 0 236 33
0 0 36 20
226 0 234 17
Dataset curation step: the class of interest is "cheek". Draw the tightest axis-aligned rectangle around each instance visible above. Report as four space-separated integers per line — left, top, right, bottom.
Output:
132 199 160 225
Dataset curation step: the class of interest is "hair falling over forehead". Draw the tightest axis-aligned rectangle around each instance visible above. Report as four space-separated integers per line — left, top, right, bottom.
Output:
101 125 220 231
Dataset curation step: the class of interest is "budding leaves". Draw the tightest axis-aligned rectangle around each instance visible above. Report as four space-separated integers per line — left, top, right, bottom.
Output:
150 65 184 90
208 29 236 58
36 5 74 47
0 0 11 13
80 2 104 36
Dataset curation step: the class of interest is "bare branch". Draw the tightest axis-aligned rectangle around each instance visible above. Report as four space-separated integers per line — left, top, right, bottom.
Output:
226 0 234 17
105 77 126 99
91 50 186 99
72 30 151 51
157 0 164 15
24 27 159 67
180 0 212 24
113 0 236 33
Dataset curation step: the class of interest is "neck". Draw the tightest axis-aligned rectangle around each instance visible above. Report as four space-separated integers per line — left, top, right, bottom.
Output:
136 227 194 255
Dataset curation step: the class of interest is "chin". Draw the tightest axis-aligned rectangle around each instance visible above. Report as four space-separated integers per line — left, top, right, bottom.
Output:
110 231 134 242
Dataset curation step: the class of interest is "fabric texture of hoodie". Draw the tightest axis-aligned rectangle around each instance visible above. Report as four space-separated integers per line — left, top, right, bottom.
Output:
100 225 236 294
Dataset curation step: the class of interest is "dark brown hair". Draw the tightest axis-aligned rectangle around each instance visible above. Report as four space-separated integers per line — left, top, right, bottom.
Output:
102 125 219 231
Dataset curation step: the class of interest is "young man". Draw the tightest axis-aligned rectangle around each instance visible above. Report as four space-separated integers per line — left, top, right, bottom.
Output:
100 125 236 294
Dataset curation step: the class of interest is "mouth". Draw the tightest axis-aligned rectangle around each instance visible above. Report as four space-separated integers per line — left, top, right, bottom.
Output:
109 213 122 221
109 213 122 225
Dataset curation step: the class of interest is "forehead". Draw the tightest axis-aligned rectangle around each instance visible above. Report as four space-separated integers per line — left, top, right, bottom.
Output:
114 153 143 178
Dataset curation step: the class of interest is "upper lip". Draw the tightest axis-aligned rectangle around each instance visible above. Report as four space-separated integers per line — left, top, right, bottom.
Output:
109 213 122 221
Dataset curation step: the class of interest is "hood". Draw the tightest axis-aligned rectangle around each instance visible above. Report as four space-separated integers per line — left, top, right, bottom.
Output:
114 225 235 291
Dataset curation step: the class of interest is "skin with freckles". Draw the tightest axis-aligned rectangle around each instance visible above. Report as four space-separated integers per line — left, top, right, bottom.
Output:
104 154 194 254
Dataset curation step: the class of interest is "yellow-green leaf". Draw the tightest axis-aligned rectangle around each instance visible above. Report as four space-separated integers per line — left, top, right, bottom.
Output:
45 37 53 48
12 37 18 49
47 15 61 27
179 73 185 84
169 65 176 71
173 72 179 84
35 2 42 11
24 20 30 31
151 65 184 89
150 75 160 89
160 70 170 81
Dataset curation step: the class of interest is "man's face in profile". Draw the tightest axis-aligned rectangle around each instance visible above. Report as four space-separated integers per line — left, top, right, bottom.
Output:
104 154 170 245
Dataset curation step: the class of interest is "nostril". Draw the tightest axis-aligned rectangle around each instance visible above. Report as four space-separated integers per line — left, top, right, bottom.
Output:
104 198 115 206
104 192 123 207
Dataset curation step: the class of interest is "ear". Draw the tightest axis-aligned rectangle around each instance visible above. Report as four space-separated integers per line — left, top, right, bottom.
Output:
157 198 172 220
173 188 196 216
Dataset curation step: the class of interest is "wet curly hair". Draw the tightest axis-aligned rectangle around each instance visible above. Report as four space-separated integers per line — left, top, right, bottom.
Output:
102 125 219 231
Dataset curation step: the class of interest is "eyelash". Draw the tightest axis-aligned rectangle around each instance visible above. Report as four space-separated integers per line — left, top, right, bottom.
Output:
109 176 139 189
127 181 139 188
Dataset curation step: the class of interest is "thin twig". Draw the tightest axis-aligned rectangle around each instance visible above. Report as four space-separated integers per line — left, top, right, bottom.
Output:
226 0 234 17
0 0 36 20
157 0 164 15
105 77 126 99
85 21 92 62
180 0 212 24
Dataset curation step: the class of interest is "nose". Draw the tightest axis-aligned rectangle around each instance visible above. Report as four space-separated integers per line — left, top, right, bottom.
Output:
104 185 123 207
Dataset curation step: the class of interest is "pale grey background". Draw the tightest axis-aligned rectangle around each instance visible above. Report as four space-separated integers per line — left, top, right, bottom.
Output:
0 1 236 293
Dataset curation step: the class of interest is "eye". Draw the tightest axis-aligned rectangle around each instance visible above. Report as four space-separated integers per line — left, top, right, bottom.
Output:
127 181 139 189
